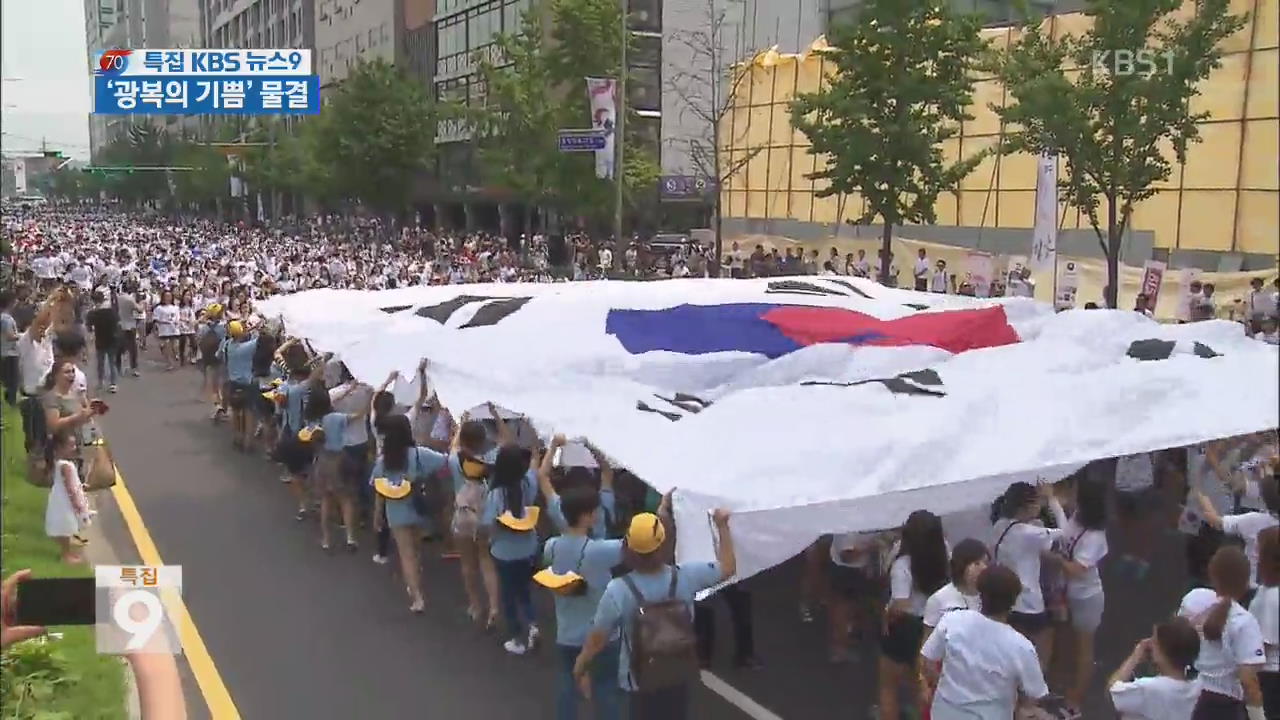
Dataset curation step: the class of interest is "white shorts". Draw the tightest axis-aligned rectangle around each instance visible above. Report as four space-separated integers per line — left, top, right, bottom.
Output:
1067 591 1105 632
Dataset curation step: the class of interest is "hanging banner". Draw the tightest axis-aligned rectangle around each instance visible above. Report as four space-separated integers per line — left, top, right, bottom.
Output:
13 158 27 194
1176 268 1202 322
1030 153 1058 272
964 252 994 298
1055 259 1080 310
1139 260 1166 314
585 77 617 180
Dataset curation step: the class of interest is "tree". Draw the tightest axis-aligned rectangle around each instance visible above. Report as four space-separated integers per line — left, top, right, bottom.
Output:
465 0 659 235
663 0 763 275
995 0 1244 308
171 141 231 208
311 59 436 218
791 0 987 284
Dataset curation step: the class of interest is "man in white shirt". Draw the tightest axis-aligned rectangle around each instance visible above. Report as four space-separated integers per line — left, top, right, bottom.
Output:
921 565 1049 719
913 249 930 291
598 246 613 274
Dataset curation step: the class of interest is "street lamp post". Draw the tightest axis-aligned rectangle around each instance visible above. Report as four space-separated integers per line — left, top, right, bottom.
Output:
613 0 627 255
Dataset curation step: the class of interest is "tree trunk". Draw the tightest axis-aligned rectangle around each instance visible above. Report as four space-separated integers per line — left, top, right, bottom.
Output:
1106 195 1120 309
879 221 894 285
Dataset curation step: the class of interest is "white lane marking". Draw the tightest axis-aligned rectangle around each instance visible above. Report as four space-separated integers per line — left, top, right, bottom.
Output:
701 670 786 720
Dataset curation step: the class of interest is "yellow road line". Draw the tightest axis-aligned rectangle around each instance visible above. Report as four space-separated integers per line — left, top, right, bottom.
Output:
111 470 241 720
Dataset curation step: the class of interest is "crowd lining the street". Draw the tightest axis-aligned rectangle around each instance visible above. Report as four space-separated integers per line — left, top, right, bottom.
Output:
1 206 1278 720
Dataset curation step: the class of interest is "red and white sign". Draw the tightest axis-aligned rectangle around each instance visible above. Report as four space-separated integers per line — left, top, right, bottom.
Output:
1140 260 1166 313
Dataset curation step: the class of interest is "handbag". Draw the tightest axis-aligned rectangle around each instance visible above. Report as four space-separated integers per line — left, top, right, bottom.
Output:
82 434 118 491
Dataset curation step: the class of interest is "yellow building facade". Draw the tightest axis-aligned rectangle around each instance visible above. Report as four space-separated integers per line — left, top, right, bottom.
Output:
719 0 1279 256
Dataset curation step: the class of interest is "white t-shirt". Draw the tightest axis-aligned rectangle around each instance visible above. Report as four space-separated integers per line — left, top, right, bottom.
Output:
1249 585 1279 672
1109 675 1200 720
1221 511 1280 586
1179 587 1267 700
329 383 372 447
923 582 980 628
888 551 934 617
913 258 929 280
31 256 56 279
152 304 179 337
992 518 1060 614
1115 453 1155 492
1060 518 1108 600
920 609 1048 711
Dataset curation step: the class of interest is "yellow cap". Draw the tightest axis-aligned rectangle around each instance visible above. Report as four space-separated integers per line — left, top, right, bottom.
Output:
373 477 413 500
497 506 540 532
533 568 584 593
207 303 224 317
228 320 246 337
626 513 666 554
460 457 488 480
298 426 320 443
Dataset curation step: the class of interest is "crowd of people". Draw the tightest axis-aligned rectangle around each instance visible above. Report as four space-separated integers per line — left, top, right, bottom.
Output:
1 205 1278 720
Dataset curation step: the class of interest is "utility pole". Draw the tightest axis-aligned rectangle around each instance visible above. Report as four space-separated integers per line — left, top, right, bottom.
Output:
613 0 627 252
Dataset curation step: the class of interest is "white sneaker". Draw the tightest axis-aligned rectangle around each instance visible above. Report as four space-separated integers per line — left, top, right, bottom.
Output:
372 554 389 565
502 639 528 656
527 623 541 649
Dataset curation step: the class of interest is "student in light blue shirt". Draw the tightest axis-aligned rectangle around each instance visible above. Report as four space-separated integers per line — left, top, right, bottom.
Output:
541 484 624 720
218 321 259 451
274 363 317 520
540 434 616 539
574 502 737 720
302 384 366 552
481 443 541 655
371 414 448 613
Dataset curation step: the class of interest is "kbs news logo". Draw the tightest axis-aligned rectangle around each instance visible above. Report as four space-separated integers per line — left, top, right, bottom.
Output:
95 49 133 76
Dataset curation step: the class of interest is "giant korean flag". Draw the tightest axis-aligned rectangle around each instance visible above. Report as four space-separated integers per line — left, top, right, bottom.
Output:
260 277 1279 582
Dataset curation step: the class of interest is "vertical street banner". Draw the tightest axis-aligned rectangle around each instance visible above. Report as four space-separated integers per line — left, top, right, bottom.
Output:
1030 153 1058 271
1176 268 1202 322
13 158 27 194
585 77 617 180
964 252 994 297
1140 260 1166 313
1056 259 1080 310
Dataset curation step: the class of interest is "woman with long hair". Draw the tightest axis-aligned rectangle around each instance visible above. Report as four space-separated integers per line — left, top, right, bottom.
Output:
152 289 179 371
482 442 541 655
1046 473 1110 714
878 509 949 720
371 414 449 613
450 418 501 629
990 481 1063 668
1179 546 1266 719
302 383 367 552
369 369 401 566
176 290 196 366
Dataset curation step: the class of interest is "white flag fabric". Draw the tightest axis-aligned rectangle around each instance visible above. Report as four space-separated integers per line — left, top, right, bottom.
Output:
1031 153 1058 271
259 278 1279 583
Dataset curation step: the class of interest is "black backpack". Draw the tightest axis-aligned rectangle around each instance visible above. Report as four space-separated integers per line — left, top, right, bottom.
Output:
621 567 700 691
198 324 221 358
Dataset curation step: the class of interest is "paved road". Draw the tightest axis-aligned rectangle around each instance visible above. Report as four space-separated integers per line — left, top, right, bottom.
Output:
96 352 1194 720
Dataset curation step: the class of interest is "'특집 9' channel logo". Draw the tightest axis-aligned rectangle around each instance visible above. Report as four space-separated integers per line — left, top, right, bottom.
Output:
94 565 182 655
94 49 133 77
